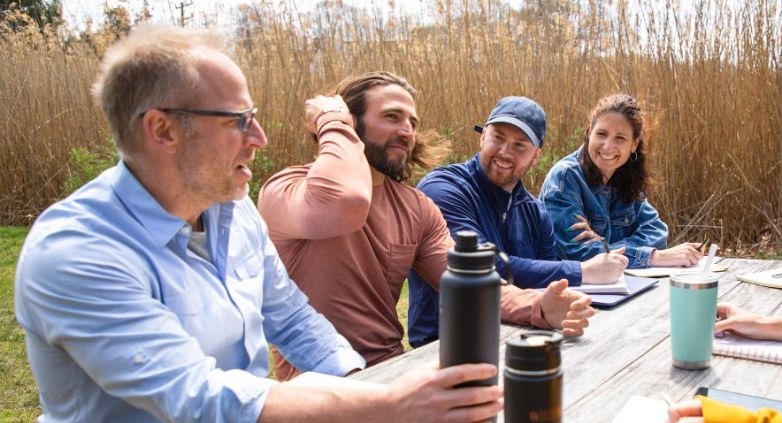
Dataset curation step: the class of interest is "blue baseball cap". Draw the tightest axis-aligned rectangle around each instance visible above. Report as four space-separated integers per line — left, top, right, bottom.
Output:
474 96 547 148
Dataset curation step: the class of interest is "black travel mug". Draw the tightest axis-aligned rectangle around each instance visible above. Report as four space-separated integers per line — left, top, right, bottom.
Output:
504 330 563 423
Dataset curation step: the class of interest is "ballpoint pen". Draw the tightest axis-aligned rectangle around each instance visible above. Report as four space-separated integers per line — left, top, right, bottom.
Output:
601 237 611 254
697 238 710 251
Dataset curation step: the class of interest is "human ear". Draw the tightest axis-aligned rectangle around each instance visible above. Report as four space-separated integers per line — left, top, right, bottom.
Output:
141 109 179 154
532 147 543 166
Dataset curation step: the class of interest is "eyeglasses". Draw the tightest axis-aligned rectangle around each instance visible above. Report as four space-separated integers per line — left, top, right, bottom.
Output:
158 107 257 132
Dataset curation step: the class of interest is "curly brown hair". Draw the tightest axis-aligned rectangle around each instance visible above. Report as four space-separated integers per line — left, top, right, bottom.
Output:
578 94 658 203
334 71 450 182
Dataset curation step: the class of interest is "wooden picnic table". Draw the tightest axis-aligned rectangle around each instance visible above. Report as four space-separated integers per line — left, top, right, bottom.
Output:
349 257 782 422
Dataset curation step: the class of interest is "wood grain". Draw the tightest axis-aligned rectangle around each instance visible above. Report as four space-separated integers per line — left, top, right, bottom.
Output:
349 257 782 422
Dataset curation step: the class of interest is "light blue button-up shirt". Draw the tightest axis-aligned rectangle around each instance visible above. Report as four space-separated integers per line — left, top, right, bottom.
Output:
15 162 364 423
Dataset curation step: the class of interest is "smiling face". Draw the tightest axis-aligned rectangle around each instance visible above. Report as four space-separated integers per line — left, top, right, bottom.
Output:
357 83 419 180
176 50 268 205
479 123 542 192
586 112 639 183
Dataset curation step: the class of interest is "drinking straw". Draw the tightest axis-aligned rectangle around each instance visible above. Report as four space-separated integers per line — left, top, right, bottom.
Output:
703 244 719 273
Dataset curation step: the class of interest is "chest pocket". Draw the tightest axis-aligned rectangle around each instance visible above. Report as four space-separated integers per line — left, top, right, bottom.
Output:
229 255 264 309
164 288 207 316
604 207 636 241
385 243 418 287
611 208 636 230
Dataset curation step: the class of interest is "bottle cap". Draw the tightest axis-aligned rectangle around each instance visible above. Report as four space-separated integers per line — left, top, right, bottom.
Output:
449 230 495 271
505 330 563 372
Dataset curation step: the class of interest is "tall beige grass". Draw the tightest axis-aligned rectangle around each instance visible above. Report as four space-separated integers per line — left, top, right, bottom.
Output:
1 0 779 253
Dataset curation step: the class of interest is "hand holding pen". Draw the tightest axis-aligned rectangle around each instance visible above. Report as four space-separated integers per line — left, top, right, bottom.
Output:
601 237 611 254
580 238 628 284
697 237 710 254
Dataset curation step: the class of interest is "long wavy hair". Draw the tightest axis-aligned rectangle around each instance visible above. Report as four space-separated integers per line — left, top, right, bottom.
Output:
334 71 450 182
578 93 657 203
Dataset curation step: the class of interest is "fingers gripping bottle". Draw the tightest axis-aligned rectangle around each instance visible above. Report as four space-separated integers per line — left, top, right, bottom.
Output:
439 230 511 391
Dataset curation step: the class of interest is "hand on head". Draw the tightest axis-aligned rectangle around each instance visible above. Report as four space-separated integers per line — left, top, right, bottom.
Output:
385 362 502 423
541 279 595 337
304 95 351 134
650 242 704 267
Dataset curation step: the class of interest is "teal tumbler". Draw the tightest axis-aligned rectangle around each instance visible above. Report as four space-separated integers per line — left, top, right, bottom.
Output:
669 272 719 369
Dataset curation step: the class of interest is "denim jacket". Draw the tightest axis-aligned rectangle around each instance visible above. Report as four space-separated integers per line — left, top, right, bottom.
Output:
407 154 581 347
539 150 668 269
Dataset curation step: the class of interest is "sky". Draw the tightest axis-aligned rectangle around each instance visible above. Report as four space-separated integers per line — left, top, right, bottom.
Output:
60 0 434 30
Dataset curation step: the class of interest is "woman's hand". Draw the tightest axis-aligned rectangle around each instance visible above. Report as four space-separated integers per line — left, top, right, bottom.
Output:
568 214 604 244
650 242 703 267
716 302 782 341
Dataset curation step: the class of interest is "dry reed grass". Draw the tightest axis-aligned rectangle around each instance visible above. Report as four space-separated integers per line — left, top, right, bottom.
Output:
0 0 779 254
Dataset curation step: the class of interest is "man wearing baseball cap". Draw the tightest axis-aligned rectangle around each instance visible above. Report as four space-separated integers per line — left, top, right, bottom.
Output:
407 96 628 347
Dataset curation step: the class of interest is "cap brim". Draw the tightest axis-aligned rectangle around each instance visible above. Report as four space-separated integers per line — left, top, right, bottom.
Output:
485 117 542 147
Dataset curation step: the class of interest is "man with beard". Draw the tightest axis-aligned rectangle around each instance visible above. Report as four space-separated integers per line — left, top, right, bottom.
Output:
258 72 596 380
407 96 629 348
16 28 504 422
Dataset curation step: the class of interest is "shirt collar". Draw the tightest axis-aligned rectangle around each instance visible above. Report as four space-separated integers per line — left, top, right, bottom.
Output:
109 161 190 248
470 153 522 201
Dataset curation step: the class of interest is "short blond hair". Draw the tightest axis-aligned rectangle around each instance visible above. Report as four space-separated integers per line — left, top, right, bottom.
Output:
91 25 224 157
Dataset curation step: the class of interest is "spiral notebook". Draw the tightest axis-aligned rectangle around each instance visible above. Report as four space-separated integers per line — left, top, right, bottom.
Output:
712 332 782 365
589 276 660 309
736 267 782 289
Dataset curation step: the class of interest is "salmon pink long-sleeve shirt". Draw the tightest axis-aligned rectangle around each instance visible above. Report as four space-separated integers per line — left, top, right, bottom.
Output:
258 114 547 376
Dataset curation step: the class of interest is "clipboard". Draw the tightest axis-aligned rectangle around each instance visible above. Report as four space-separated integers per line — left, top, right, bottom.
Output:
589 276 660 309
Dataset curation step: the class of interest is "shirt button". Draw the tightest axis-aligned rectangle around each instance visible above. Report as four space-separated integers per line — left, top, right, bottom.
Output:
132 354 144 364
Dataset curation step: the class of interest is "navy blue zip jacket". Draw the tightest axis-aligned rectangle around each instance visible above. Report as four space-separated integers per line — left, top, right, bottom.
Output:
407 154 582 347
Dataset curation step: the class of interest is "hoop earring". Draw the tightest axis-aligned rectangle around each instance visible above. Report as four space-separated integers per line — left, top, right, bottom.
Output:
629 151 638 161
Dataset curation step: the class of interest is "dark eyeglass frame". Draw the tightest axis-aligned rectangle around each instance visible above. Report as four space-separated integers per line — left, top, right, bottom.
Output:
158 107 257 132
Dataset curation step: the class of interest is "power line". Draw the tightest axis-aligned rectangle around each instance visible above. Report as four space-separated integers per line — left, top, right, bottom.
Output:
174 0 193 27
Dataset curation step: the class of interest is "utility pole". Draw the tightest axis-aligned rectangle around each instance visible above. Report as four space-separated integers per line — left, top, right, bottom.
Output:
175 1 193 27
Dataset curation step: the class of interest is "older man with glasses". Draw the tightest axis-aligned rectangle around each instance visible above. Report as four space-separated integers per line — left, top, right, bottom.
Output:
14 25 502 422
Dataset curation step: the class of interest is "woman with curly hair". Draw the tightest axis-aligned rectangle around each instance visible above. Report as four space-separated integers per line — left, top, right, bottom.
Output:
540 94 702 268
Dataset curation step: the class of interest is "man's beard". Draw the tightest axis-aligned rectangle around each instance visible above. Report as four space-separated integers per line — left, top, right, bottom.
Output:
357 120 408 181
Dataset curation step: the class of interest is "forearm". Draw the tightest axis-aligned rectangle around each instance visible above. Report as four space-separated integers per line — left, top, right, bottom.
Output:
258 118 372 239
505 257 582 288
756 316 782 341
260 384 391 423
499 285 550 328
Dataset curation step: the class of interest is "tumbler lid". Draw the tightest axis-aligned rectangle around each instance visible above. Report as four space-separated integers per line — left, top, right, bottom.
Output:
669 271 719 290
505 330 563 371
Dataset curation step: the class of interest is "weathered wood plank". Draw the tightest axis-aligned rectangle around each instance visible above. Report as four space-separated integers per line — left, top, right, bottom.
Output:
349 258 782 421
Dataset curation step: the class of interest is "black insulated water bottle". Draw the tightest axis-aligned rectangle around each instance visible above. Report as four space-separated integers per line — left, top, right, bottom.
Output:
504 330 564 423
439 230 507 388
